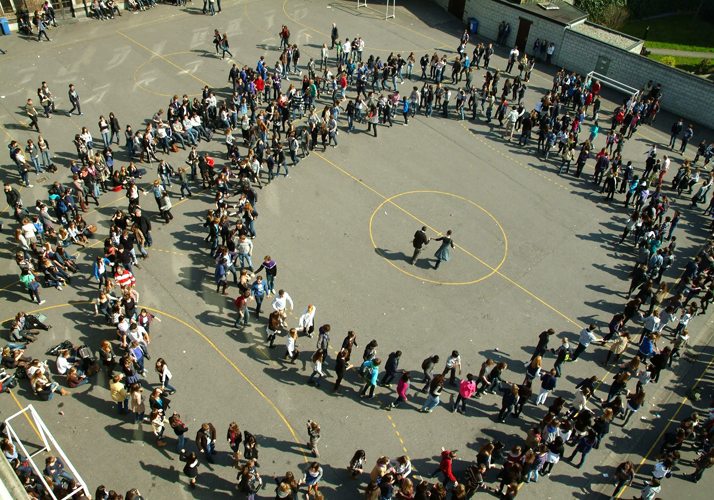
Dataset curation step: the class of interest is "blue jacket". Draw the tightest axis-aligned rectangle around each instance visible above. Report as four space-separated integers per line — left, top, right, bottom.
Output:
361 360 379 385
93 258 112 280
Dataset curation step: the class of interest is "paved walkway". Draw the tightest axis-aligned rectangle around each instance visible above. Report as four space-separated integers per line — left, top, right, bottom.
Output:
648 47 714 58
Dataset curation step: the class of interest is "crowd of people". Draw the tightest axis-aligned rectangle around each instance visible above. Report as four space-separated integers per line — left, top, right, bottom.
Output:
3 6 714 500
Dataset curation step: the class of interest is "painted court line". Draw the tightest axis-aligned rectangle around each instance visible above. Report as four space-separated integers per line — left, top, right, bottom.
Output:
315 152 581 328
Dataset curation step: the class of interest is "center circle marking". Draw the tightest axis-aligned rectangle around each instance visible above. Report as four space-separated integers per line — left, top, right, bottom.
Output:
369 191 507 285
134 51 203 97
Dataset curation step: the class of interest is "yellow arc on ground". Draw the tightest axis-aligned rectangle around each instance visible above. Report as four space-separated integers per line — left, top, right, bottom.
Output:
3 302 310 464
369 191 508 285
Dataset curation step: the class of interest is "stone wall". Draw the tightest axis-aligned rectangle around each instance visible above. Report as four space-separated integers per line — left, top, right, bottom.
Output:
431 0 714 127
460 0 575 59
559 27 714 126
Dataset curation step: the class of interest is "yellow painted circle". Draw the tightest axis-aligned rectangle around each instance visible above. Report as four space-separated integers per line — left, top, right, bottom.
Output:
369 191 507 285
133 51 204 97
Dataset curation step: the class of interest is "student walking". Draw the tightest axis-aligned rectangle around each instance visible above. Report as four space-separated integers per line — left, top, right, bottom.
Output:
306 420 320 457
431 230 455 269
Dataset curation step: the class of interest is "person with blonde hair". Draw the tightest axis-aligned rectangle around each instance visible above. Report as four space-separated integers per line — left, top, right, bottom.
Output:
298 304 316 338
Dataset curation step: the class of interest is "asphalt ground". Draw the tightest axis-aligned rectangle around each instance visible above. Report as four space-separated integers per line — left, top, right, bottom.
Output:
1 1 713 499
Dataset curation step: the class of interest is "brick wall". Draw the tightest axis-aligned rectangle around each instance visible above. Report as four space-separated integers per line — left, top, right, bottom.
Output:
431 0 714 128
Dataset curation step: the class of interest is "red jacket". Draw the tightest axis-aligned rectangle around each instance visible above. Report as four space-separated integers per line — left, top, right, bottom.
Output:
439 451 457 482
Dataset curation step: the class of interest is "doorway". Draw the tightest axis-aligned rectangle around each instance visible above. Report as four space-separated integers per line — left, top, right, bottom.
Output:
448 0 466 21
514 18 532 52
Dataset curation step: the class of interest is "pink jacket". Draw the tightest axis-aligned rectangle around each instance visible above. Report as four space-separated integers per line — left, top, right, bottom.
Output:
459 379 476 398
397 379 409 400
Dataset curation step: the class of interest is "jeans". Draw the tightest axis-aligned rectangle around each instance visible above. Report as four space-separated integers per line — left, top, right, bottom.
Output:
118 396 129 415
177 434 185 453
277 160 289 177
40 150 51 168
347 114 354 131
102 132 110 148
266 275 275 292
31 157 41 174
160 174 172 189
180 183 192 197
308 370 322 386
453 394 468 412
558 159 571 175
17 165 29 185
234 311 249 327
422 394 440 411
669 134 677 148
525 469 539 483
238 254 253 269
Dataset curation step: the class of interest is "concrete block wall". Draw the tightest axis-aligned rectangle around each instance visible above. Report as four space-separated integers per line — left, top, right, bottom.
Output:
559 28 714 127
430 0 714 128
463 0 571 60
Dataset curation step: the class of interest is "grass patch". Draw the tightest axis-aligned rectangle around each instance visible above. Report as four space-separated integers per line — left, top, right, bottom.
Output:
648 53 711 73
621 13 714 53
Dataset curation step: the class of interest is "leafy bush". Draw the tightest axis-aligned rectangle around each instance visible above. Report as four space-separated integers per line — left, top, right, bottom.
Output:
659 56 677 67
600 4 631 30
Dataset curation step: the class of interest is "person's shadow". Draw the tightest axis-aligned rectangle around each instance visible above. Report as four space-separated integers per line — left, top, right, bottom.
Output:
374 248 433 270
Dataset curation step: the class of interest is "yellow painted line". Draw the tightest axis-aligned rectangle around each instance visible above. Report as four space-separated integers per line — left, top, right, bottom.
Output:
369 191 507 285
3 302 310 463
0 279 21 292
0 185 21 215
116 31 212 88
67 116 82 131
70 238 104 257
0 122 15 141
244 0 272 36
0 80 33 92
459 122 568 191
615 349 714 499
316 153 580 327
133 51 204 98
9 390 43 440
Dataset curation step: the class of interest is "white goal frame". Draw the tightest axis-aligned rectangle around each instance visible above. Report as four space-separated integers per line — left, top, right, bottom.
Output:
385 0 395 19
4 404 90 500
585 71 640 103
356 0 395 20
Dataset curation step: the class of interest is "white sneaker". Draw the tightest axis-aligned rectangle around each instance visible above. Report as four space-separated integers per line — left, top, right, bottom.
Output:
27 184 34 188
56 285 62 290
38 300 46 305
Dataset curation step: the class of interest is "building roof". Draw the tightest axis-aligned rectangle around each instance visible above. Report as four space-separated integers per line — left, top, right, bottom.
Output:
494 0 588 26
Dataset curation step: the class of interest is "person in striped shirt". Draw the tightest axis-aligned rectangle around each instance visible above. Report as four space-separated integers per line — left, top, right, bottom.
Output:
114 265 136 289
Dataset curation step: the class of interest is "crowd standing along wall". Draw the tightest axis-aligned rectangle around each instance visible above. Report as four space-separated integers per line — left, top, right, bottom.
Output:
431 0 714 128
559 28 714 127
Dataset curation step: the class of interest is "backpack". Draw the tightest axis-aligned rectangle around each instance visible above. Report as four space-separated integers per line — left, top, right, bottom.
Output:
364 363 375 379
421 357 430 370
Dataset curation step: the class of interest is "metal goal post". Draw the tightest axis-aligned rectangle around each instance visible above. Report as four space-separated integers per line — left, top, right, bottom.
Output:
4 404 90 500
585 71 640 103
